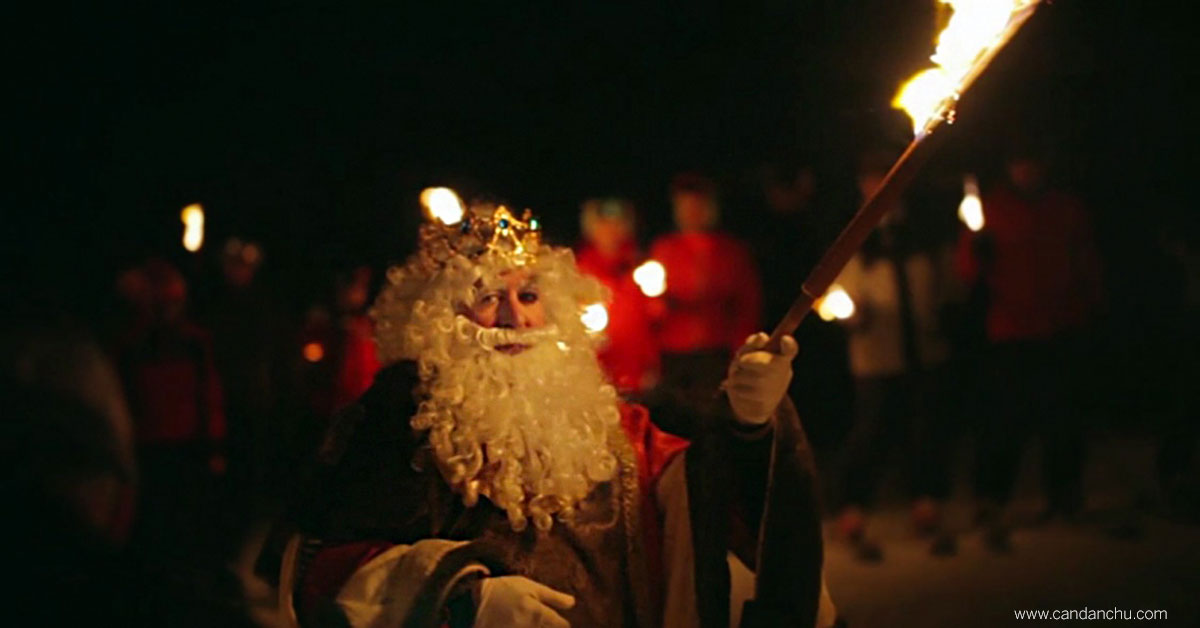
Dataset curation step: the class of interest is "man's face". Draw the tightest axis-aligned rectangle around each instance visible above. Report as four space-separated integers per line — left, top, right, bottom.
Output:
467 269 547 353
586 218 633 255
672 192 716 232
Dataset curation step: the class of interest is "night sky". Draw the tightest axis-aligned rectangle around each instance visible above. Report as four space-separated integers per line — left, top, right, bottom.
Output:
9 1 1197 320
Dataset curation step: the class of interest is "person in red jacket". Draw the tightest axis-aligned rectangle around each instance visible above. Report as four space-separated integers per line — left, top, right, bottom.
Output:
650 173 764 409
956 147 1104 549
112 259 230 589
575 197 660 393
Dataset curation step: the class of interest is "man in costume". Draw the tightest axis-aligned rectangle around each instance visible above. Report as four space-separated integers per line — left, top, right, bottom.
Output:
261 204 833 627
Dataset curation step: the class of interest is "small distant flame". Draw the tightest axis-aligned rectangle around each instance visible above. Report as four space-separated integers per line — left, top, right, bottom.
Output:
816 285 856 322
581 302 609 333
893 0 1036 135
632 260 667 297
958 174 985 232
181 203 205 252
420 187 465 225
303 342 325 363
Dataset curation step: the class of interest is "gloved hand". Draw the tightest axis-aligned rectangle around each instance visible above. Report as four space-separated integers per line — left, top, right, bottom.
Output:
724 332 799 426
473 575 575 628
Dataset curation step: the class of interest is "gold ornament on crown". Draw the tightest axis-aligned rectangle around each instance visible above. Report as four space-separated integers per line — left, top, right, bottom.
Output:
415 204 543 274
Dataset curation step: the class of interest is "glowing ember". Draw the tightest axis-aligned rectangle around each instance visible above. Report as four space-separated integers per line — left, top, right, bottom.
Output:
581 302 609 333
420 187 465 225
632 260 667 297
181 203 205 252
958 174 985 232
302 342 325 362
816 285 856 322
893 0 1037 135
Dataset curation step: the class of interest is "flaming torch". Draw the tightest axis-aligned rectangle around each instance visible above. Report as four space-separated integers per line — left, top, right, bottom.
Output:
764 0 1042 350
958 173 985 232
181 203 205 253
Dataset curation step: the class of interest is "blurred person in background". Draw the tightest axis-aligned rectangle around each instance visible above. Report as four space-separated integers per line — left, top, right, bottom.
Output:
753 160 823 326
1154 226 1199 520
650 173 763 421
831 148 962 562
2 316 138 624
112 258 236 603
203 238 286 506
750 159 855 458
575 197 660 393
299 264 380 421
957 143 1105 550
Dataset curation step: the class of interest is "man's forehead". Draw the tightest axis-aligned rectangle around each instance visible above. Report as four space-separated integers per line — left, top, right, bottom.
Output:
478 268 537 289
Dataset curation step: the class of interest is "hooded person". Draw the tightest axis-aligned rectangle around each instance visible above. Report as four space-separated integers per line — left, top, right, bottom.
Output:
259 203 834 628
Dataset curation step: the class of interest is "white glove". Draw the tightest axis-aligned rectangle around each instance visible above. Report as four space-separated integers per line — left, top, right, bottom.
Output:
724 332 798 425
474 575 575 628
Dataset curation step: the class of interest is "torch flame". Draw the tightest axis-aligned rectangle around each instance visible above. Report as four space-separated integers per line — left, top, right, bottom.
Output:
181 203 205 252
420 187 465 225
958 174 985 232
581 302 609 333
893 0 1037 136
632 260 667 298
815 285 856 322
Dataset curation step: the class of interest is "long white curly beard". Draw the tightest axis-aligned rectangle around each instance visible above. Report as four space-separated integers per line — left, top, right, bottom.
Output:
412 317 622 531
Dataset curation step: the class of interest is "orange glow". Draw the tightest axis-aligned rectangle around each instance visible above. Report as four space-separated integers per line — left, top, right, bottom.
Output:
893 0 1037 135
303 342 325 363
180 203 205 252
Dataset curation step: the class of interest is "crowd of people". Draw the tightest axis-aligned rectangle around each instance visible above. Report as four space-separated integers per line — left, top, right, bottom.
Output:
5 139 1198 626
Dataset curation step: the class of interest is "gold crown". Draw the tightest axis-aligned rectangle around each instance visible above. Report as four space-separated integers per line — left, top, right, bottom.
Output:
416 203 543 273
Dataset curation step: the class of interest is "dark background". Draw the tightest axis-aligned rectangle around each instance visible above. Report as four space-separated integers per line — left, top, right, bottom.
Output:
9 0 1196 341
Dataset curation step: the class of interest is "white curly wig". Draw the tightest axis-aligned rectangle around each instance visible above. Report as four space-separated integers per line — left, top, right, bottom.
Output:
370 244 621 531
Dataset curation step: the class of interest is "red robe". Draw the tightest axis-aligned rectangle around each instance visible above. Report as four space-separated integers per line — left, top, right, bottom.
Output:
649 232 763 354
576 242 661 392
956 186 1104 343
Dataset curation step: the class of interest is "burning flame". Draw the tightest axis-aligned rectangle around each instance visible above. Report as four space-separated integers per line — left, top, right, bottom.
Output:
958 174 985 231
420 187 465 225
303 342 325 363
632 260 667 297
581 302 609 333
893 0 1035 135
816 285 856 322
181 203 205 252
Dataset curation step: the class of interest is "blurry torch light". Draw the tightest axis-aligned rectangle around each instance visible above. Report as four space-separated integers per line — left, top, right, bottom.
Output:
893 0 1038 136
581 302 609 333
815 285 856 322
302 342 325 363
958 174 985 232
180 203 205 252
420 187 465 225
632 260 667 297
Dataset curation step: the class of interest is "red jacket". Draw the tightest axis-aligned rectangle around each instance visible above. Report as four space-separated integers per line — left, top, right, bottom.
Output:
649 231 763 354
575 243 660 392
118 323 226 445
956 187 1104 342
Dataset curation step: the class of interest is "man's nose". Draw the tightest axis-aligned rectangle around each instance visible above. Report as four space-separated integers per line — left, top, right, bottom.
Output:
495 295 528 329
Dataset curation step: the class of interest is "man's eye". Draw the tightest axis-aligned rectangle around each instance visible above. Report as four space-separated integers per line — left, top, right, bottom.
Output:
518 291 539 304
478 294 499 306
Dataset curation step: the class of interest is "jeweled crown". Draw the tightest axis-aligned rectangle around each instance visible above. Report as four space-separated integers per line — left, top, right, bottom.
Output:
415 203 543 273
